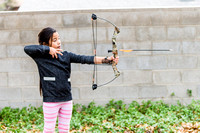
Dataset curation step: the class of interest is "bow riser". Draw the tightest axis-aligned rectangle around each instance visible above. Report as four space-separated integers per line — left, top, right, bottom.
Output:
112 30 120 78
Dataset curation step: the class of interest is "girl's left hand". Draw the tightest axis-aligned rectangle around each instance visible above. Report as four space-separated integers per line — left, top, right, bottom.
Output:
108 56 119 64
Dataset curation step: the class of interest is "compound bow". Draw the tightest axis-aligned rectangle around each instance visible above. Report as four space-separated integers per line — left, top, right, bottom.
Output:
91 14 120 90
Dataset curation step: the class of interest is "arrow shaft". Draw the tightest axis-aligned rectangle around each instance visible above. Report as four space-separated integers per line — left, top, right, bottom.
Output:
120 49 172 52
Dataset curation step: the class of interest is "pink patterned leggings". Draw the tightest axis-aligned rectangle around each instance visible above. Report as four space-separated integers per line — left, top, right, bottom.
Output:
43 100 73 133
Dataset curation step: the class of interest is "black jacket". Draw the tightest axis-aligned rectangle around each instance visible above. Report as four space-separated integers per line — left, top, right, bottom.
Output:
24 45 94 102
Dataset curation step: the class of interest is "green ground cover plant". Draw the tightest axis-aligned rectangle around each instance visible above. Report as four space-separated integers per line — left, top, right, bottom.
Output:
0 100 200 133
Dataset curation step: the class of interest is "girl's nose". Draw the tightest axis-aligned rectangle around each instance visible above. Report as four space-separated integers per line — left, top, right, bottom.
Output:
58 40 61 45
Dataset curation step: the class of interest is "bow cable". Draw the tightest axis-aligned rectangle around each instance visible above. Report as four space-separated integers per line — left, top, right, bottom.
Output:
92 16 98 90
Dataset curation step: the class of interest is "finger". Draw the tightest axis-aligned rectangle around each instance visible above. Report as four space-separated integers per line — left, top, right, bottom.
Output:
57 51 63 56
52 54 54 58
55 53 58 58
108 56 114 60
56 49 63 52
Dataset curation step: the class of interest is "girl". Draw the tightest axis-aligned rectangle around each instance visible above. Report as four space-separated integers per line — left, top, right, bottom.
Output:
24 27 119 133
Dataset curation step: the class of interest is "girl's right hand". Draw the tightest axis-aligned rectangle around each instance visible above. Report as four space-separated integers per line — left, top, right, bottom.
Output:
49 47 63 58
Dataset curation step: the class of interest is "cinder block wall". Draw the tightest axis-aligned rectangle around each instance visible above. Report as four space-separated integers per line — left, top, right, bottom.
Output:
0 8 200 108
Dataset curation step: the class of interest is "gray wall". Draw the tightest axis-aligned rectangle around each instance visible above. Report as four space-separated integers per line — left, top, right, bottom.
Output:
0 8 200 108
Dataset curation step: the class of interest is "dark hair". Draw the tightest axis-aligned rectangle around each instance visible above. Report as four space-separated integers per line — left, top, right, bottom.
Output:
38 27 56 46
38 27 56 95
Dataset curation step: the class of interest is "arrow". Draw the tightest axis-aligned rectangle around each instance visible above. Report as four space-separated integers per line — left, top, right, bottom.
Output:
119 49 173 52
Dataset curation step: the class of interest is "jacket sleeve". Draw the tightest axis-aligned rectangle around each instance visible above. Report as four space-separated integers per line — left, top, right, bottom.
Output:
69 52 94 64
24 45 50 58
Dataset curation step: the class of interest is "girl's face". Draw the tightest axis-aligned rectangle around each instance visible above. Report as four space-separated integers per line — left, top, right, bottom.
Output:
49 32 61 49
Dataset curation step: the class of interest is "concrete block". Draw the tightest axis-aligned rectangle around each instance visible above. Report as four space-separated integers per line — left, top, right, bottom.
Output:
112 27 136 41
78 28 93 42
136 27 150 41
20 30 38 44
8 100 24 109
4 15 33 29
92 99 117 107
121 41 152 56
162 98 181 105
71 87 80 100
63 43 81 54
0 58 37 72
152 41 181 55
167 27 195 40
182 41 200 54
153 70 181 84
71 71 93 85
196 26 200 40
73 99 110 107
95 12 123 27
168 85 197 98
7 45 27 58
0 45 7 58
0 73 7 87
33 14 63 28
79 43 94 55
63 13 91 28
22 100 41 107
79 86 111 99
123 70 152 84
198 85 200 98
21 87 41 100
0 30 20 44
110 86 139 99
8 72 38 86
58 28 78 43
180 11 200 25
149 27 166 41
139 85 168 98
151 11 180 25
182 98 198 105
198 57 200 68
95 43 112 56
122 11 151 26
168 56 197 69
0 87 21 100
63 43 92 55
108 86 126 99
0 16 4 29
71 63 80 71
117 57 137 70
137 56 167 69
96 28 107 42
0 101 9 109
101 71 122 85
77 12 123 28
78 27 106 42
182 70 200 83
79 63 110 72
